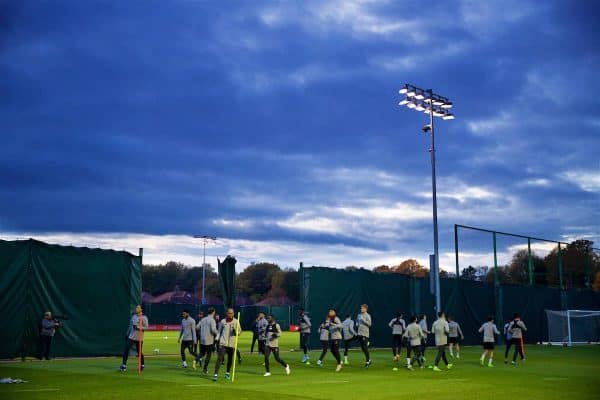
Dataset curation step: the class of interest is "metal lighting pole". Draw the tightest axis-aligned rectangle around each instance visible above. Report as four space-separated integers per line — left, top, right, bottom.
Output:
193 235 216 305
398 84 455 314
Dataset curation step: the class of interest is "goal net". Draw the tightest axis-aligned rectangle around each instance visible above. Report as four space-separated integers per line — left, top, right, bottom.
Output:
545 310 600 345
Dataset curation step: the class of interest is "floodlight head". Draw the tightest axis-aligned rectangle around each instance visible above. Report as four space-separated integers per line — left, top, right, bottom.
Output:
414 92 425 100
422 124 432 133
398 98 410 105
407 101 417 109
415 103 425 111
441 101 453 109
442 113 455 120
433 99 444 106
399 85 409 94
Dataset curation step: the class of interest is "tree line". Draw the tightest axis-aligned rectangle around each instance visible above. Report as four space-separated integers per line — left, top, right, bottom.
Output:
142 261 299 302
142 240 600 304
458 240 600 289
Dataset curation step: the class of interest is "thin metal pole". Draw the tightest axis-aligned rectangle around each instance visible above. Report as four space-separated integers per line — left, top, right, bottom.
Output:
558 243 564 290
493 232 498 284
566 310 572 346
202 239 207 305
454 224 459 278
428 90 441 313
527 238 533 286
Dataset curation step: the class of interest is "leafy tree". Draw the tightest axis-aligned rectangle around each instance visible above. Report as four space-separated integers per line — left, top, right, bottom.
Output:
237 262 281 302
483 266 509 284
280 268 299 301
391 259 429 278
506 249 546 285
543 240 598 288
142 261 186 295
373 265 391 273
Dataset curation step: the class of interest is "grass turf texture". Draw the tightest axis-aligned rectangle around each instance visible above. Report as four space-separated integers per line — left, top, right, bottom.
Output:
1 331 599 400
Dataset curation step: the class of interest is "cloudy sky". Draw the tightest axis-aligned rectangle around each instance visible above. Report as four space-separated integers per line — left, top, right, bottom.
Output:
1 1 598 271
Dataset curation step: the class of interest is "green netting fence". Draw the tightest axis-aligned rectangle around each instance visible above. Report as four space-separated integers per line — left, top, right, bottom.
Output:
300 265 600 350
0 239 141 359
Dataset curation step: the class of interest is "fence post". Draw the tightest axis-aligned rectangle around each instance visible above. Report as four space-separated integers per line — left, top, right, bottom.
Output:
527 238 533 285
454 224 459 278
558 243 564 290
492 232 503 339
493 232 498 285
299 262 304 310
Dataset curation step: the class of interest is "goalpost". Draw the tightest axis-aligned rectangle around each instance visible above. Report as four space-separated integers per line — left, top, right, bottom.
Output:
545 310 600 346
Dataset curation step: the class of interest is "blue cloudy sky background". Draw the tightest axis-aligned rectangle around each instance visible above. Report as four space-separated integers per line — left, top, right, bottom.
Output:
1 0 599 271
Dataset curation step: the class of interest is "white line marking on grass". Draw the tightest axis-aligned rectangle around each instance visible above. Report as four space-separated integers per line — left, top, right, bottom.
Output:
309 380 350 384
14 388 60 392
543 377 568 381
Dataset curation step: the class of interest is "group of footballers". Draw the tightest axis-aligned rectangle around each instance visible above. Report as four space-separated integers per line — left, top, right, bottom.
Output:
295 305 528 372
119 305 289 381
118 303 528 379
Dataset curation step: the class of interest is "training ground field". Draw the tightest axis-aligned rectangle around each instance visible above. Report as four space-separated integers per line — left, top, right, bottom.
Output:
1 332 599 400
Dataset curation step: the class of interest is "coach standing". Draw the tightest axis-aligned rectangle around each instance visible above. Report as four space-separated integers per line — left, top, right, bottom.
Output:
119 305 148 372
39 311 60 360
356 304 372 368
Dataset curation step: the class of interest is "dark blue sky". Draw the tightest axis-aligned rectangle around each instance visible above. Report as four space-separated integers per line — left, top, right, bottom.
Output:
1 1 599 269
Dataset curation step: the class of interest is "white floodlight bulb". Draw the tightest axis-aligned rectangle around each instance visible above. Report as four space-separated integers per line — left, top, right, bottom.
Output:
433 99 444 106
399 85 408 94
442 113 455 120
441 102 453 109
415 103 425 111
398 98 410 105
407 101 417 109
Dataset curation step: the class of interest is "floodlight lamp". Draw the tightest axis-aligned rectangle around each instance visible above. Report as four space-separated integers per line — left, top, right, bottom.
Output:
441 101 453 109
433 110 444 117
414 91 425 100
442 113 455 120
407 101 417 109
399 85 408 94
398 98 410 105
433 99 444 106
415 103 425 111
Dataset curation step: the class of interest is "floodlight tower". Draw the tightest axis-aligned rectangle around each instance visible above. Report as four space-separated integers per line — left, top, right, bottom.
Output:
193 235 216 305
398 84 455 313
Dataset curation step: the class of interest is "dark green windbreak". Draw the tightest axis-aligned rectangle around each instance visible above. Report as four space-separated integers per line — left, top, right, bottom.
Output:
0 239 141 359
218 256 237 309
301 266 600 349
0 240 31 358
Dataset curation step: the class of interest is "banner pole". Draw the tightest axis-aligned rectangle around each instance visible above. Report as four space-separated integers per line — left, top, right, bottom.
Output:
231 311 241 382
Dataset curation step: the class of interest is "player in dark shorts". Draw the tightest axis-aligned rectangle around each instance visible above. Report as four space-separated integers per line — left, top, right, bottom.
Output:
478 316 500 367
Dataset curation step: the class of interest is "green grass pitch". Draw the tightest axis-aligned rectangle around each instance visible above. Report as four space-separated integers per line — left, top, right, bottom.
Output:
1 331 599 399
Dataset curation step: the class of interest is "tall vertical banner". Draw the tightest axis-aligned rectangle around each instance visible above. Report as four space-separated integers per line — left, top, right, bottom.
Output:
218 256 237 309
